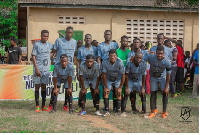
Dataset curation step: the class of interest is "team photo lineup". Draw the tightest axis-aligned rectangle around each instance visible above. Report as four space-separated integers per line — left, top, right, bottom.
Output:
26 25 199 119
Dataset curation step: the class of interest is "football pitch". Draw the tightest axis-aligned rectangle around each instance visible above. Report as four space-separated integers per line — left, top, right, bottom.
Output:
0 87 198 133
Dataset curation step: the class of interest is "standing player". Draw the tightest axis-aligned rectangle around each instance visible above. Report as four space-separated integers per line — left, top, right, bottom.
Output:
125 52 147 115
48 26 77 112
149 34 172 61
76 34 98 112
97 30 119 68
78 54 102 115
143 46 171 118
50 54 74 113
127 38 148 62
116 35 131 115
32 30 53 112
102 49 125 116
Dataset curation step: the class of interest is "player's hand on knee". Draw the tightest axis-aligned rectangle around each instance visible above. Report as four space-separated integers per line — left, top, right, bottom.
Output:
81 88 87 96
140 88 145 97
163 88 169 96
103 87 109 95
125 87 130 96
94 88 100 95
68 88 72 95
116 88 122 97
77 75 80 81
54 88 59 95
35 69 41 77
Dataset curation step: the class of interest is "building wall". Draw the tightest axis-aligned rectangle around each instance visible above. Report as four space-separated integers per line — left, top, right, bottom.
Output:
27 7 199 60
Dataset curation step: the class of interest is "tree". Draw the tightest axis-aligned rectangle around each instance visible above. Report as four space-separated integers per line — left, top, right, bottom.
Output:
0 0 18 47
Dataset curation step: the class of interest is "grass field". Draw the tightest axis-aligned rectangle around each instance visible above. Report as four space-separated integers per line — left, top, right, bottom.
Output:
0 87 198 133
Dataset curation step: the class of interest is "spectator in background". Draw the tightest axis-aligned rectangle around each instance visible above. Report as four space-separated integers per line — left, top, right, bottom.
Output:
189 43 199 99
184 51 191 81
140 44 146 50
189 45 199 87
92 40 99 47
7 38 22 64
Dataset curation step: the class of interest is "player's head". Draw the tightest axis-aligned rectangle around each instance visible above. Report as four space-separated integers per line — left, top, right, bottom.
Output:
41 30 49 43
60 54 68 68
133 38 141 49
145 41 151 50
156 45 164 60
65 26 73 39
84 34 92 45
130 43 134 51
157 33 165 46
109 49 117 63
77 39 83 48
197 43 199 50
92 40 98 47
185 51 190 57
104 30 112 41
10 37 17 46
86 54 94 68
140 44 145 50
164 40 172 48
134 51 143 64
120 35 128 48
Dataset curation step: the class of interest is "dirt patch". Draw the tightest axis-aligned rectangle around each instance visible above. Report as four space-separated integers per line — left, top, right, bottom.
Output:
80 115 125 133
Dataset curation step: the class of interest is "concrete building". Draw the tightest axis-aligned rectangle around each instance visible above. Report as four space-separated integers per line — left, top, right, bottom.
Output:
18 0 199 61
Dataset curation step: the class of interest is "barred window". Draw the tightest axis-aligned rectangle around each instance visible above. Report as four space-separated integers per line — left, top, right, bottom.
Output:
58 16 85 25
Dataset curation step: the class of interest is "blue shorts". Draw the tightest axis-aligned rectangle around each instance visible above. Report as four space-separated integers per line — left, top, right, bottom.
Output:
33 71 49 85
128 80 141 92
150 77 167 92
83 79 97 89
107 79 121 91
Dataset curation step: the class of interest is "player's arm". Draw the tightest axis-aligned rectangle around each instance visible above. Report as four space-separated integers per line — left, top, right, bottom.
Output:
76 59 81 81
140 75 146 97
163 61 171 96
119 74 125 89
119 61 125 89
193 52 199 66
102 72 108 88
80 75 85 89
53 66 59 95
164 36 178 44
97 57 101 69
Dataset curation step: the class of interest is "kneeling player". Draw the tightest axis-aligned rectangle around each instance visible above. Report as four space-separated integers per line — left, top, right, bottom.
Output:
102 49 125 116
144 46 171 118
125 52 147 116
79 54 102 116
50 54 74 113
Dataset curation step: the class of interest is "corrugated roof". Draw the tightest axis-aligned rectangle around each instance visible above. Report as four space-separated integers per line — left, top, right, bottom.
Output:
18 0 155 7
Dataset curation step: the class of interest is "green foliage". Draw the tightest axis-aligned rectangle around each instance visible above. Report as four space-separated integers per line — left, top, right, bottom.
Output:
0 0 18 47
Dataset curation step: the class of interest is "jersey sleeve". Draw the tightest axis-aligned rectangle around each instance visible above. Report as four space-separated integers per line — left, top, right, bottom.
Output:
49 43 54 50
125 62 131 73
101 61 107 73
95 64 100 77
68 64 74 77
143 53 151 62
119 60 125 74
115 42 119 50
142 62 147 75
166 59 172 74
53 65 58 77
54 38 59 50
79 64 84 76
18 47 22 55
77 48 81 60
31 43 37 56
97 45 101 58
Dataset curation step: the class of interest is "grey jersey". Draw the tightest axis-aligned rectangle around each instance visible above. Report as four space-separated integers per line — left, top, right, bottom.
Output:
53 61 74 83
79 61 100 81
143 54 171 78
31 41 53 72
54 37 77 62
102 57 125 81
125 61 147 82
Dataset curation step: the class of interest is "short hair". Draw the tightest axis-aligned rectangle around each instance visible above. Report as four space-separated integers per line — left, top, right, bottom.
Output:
78 39 82 42
185 51 190 54
11 37 17 43
164 40 171 44
121 35 128 41
133 38 141 43
140 45 145 49
156 45 164 52
66 26 73 31
104 30 112 34
41 30 49 35
86 54 94 59
85 34 92 38
157 33 164 37
135 51 143 57
130 43 134 47
109 49 117 55
60 54 68 60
